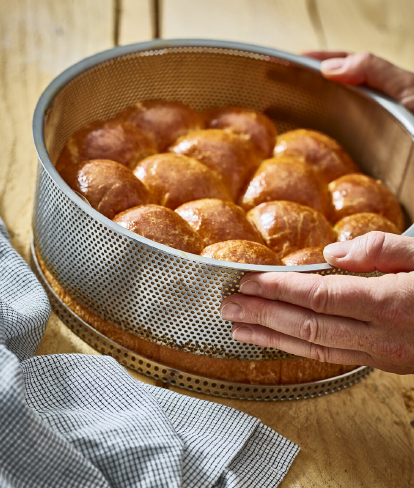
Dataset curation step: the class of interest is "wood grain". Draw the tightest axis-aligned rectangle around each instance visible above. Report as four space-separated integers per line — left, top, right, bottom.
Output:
160 0 414 71
1 1 414 485
315 0 414 71
160 0 321 53
0 0 114 261
0 0 156 385
118 0 154 45
0 0 117 376
171 370 414 487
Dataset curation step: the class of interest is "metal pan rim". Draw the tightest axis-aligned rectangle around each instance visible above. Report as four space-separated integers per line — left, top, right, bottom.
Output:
32 39 414 270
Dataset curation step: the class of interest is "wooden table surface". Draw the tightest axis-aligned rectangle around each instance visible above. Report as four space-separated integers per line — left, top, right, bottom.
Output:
2 1 414 486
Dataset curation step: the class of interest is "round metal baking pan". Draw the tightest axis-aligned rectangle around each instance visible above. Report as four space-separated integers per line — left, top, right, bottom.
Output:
32 40 414 371
31 240 374 401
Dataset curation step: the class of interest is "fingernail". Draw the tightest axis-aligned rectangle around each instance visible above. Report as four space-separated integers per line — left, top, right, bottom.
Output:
232 325 253 343
221 302 244 321
321 58 345 73
324 241 351 259
239 279 262 296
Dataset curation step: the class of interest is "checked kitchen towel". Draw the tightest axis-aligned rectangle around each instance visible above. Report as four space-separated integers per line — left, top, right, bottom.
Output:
0 218 299 488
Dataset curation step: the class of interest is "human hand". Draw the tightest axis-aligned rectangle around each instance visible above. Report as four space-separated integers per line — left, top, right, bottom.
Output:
220 232 414 374
303 51 414 114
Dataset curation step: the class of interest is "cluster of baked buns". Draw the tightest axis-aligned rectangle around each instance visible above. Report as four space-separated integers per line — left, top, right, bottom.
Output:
56 100 405 266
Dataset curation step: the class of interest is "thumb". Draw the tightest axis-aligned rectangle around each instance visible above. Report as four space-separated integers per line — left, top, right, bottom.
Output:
320 53 414 113
323 231 414 273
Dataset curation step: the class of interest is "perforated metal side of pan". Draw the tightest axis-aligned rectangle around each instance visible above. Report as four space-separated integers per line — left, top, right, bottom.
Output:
31 240 374 400
33 41 414 361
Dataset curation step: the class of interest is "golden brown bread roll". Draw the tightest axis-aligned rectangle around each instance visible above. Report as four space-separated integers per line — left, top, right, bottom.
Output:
273 129 359 183
282 247 326 266
334 212 401 241
58 159 153 219
239 157 330 215
113 205 203 254
117 100 203 151
248 201 336 258
170 129 259 201
133 153 231 209
55 119 157 172
329 174 405 231
201 240 283 265
202 105 277 159
175 199 264 247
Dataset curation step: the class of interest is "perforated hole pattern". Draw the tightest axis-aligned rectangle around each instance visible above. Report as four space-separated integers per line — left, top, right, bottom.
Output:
33 45 408 361
31 244 374 400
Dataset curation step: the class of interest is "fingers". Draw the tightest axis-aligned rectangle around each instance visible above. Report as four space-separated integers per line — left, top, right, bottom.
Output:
230 322 374 367
302 50 350 61
319 52 414 112
232 270 400 323
319 52 370 84
221 294 371 351
304 51 414 112
323 232 414 273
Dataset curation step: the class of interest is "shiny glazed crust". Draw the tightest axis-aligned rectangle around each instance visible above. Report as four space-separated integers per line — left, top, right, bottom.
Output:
55 119 157 171
329 174 405 231
170 129 259 201
175 199 264 247
113 205 204 254
133 153 231 209
55 105 405 267
201 240 283 265
36 250 357 385
334 212 401 241
282 247 326 265
202 105 277 159
248 201 336 258
58 159 153 219
117 100 204 151
239 157 330 215
273 129 359 183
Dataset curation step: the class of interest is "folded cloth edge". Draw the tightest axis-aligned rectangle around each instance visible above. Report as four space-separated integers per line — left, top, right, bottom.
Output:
0 216 299 488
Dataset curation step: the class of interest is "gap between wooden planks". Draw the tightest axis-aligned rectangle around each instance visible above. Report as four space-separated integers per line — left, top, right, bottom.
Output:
0 0 115 260
0 1 413 486
157 0 414 71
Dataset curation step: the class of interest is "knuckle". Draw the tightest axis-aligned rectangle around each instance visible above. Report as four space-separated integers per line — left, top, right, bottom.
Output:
308 278 329 314
309 343 329 363
300 313 320 343
357 51 374 65
362 231 386 265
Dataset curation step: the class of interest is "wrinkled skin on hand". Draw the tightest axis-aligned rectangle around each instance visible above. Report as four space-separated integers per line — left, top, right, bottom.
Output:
221 232 414 375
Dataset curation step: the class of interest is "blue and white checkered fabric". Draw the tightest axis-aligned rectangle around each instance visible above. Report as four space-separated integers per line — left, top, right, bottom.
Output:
0 218 299 487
